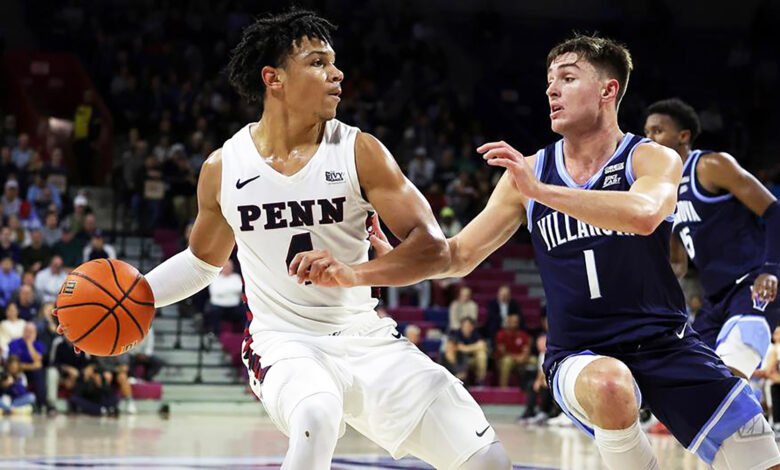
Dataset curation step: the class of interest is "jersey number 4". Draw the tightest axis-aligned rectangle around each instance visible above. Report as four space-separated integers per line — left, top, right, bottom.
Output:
583 249 602 299
286 233 314 285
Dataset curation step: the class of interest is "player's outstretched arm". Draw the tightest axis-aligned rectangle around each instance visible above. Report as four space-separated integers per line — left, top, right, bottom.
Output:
290 132 449 287
368 172 527 279
481 140 681 236
696 152 779 302
144 149 236 307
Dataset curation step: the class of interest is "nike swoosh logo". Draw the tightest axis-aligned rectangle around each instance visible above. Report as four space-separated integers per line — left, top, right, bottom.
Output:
236 175 261 189
392 332 402 339
676 323 687 339
476 425 490 437
735 273 750 285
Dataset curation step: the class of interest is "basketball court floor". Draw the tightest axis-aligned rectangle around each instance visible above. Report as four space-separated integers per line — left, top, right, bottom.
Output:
0 411 731 469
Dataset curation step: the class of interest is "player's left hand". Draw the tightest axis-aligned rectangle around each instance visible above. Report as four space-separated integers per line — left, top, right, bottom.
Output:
478 141 541 198
752 273 778 303
288 250 358 288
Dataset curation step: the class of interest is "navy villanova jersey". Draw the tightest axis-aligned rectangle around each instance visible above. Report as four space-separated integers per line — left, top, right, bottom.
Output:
673 150 766 299
528 133 687 354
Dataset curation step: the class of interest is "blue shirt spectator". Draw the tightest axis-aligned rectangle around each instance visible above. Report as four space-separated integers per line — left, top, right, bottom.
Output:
0 257 21 308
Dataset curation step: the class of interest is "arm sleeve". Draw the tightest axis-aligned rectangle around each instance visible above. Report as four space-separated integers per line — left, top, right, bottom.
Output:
144 248 223 308
762 201 780 275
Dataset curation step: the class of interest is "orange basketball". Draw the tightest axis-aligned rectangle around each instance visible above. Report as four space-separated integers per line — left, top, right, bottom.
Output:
54 259 156 356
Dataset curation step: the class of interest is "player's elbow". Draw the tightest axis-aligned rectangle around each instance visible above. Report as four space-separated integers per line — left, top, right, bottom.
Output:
421 232 451 272
632 205 666 236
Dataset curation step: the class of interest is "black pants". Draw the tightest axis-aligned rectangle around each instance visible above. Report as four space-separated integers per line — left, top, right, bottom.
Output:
69 394 119 416
523 381 554 417
772 384 780 423
131 355 165 381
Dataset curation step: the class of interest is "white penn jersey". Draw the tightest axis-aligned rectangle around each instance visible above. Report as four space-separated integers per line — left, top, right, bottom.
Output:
220 119 379 335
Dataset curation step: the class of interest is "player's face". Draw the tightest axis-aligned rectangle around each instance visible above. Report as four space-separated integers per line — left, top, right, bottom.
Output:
644 113 685 155
546 53 606 135
281 37 344 121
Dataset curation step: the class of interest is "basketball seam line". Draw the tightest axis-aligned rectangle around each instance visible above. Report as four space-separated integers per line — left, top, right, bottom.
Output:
105 259 147 337
67 272 143 354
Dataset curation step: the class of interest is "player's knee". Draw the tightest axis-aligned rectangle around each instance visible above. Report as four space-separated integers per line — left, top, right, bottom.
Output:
289 393 342 441
578 359 637 419
459 442 512 470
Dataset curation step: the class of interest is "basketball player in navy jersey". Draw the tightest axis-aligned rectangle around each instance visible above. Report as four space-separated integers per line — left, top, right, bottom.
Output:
644 98 779 380
126 9 511 470
306 35 780 469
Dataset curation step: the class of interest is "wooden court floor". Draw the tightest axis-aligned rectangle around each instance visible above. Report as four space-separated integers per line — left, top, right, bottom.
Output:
0 413 756 469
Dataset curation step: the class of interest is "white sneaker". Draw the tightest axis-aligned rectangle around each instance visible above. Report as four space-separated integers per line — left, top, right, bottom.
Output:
126 401 137 415
547 413 574 427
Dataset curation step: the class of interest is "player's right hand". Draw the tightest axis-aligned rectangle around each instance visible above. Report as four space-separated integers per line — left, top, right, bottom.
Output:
368 214 393 257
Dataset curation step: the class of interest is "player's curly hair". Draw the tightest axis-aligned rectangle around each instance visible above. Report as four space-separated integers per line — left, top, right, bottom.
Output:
227 9 337 109
547 33 633 107
646 98 702 142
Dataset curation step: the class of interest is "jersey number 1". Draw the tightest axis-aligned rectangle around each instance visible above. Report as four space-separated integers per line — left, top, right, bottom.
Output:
583 249 602 299
286 233 314 285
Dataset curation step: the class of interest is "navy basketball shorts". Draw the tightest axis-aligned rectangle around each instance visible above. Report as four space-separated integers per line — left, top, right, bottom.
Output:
544 327 762 465
694 269 780 350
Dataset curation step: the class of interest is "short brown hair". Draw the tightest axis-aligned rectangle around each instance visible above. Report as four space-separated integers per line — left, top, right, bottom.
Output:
547 34 633 107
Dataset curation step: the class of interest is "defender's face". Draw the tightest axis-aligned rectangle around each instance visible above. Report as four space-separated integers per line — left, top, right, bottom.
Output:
546 53 604 135
644 113 685 155
281 37 343 121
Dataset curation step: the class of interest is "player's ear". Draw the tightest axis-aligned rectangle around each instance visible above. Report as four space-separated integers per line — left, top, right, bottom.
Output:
601 78 619 103
679 129 692 146
262 66 284 90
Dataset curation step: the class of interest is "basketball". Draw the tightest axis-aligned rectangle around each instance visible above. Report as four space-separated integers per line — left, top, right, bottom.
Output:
54 259 156 357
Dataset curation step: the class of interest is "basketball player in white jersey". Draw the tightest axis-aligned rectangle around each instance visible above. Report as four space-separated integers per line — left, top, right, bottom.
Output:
138 10 510 470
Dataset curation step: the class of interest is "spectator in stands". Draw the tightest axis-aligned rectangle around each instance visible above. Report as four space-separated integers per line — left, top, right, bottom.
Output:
95 355 134 414
53 226 84 269
77 213 98 244
8 214 30 246
407 146 435 189
27 172 62 219
0 146 18 186
72 90 102 185
0 227 21 264
35 256 67 304
386 280 431 309
404 324 422 349
8 322 48 412
129 328 164 381
40 212 62 247
0 355 36 415
484 285 522 344
439 337 467 382
0 256 21 308
64 194 89 236
68 362 119 417
205 259 243 334
16 285 40 321
1 179 22 219
33 303 58 357
47 336 90 412
445 171 478 219
0 302 25 353
494 313 532 387
453 317 488 385
46 148 68 195
164 147 198 228
519 333 556 424
448 286 478 332
82 231 117 262
134 155 165 232
1 116 16 148
11 133 33 170
22 228 52 272
438 206 462 238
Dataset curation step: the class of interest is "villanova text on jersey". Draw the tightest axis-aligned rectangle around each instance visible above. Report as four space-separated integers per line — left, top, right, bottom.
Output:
673 150 766 298
528 134 688 355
